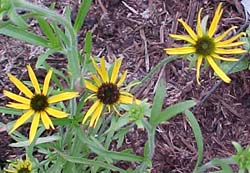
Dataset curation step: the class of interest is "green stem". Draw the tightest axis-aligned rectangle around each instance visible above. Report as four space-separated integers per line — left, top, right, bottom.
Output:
132 55 179 93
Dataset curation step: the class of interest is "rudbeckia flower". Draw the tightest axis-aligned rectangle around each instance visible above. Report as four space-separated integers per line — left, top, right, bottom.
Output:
165 3 246 84
3 65 79 143
4 155 32 173
82 57 139 127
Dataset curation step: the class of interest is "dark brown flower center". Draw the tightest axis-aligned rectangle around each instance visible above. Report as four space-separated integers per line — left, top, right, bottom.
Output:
30 94 48 112
97 83 120 105
195 35 215 56
18 168 31 173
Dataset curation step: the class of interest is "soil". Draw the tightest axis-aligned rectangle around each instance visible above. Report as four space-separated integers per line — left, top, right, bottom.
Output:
0 0 250 172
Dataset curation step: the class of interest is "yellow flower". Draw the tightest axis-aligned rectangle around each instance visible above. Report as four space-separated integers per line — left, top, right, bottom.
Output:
165 3 246 84
82 57 139 127
4 155 32 173
3 65 79 143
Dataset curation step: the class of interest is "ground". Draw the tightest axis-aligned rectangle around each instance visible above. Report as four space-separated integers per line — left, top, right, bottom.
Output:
0 0 250 172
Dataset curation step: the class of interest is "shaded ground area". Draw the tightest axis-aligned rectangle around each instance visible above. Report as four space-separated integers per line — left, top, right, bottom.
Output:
0 0 250 172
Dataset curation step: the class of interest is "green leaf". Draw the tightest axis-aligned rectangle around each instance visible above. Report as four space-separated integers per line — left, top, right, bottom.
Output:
0 106 22 115
36 17 59 48
153 100 196 126
232 141 243 153
219 58 249 74
35 49 57 69
9 136 61 147
8 7 29 28
0 24 50 47
73 0 92 32
184 110 203 172
59 152 126 173
84 31 92 59
150 78 165 125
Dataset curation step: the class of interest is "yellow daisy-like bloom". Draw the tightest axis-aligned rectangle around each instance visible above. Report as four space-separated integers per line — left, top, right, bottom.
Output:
4 155 32 173
82 57 139 127
3 65 79 143
165 3 246 84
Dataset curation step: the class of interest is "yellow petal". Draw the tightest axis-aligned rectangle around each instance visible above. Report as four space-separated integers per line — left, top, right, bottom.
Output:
214 26 237 42
29 112 40 144
196 55 203 85
208 3 223 37
91 74 102 86
178 18 198 41
3 90 30 105
9 109 34 134
215 48 246 55
27 64 41 94
120 91 134 97
216 41 245 48
90 102 104 127
42 69 53 96
169 34 196 45
206 56 231 83
216 32 245 45
119 95 134 104
212 54 239 62
117 70 127 87
45 107 68 118
84 80 98 92
91 57 106 83
111 58 122 83
82 100 100 124
41 111 54 129
8 74 33 98
6 102 30 110
84 93 97 102
196 8 203 37
165 47 196 55
100 57 109 82
112 105 121 116
48 92 79 103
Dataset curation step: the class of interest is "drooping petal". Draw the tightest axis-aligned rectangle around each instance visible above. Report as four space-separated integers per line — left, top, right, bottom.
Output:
8 74 33 98
91 74 102 86
29 112 40 143
215 41 245 48
42 68 53 96
178 19 198 41
48 92 79 103
120 91 134 97
82 100 101 124
84 93 97 102
112 105 121 116
45 107 68 118
111 58 122 83
6 102 30 110
196 55 203 85
41 111 54 129
216 32 245 45
215 48 246 55
169 34 196 45
9 109 34 134
208 3 223 37
206 55 231 83
90 102 104 127
165 47 196 55
84 80 98 92
3 90 30 105
117 70 127 87
100 57 109 82
196 8 203 37
214 26 237 42
212 54 239 62
27 64 41 94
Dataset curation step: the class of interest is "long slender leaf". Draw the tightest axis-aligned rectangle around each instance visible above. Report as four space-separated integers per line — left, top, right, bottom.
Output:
8 6 29 28
150 78 165 125
73 0 92 32
0 24 50 47
153 100 196 126
58 152 125 173
0 106 22 115
184 110 203 172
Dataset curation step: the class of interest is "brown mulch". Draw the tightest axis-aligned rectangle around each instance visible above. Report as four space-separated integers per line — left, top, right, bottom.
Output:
0 0 250 172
